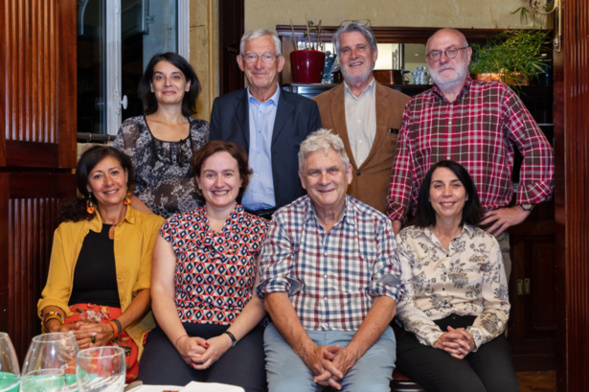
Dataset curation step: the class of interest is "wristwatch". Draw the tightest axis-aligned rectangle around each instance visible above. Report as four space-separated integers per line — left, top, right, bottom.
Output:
519 203 535 211
223 330 237 347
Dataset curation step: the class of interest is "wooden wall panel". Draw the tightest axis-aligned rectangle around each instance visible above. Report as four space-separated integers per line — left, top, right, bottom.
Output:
556 0 589 389
0 0 76 169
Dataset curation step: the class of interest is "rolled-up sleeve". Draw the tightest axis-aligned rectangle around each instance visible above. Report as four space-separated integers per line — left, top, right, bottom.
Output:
368 219 405 302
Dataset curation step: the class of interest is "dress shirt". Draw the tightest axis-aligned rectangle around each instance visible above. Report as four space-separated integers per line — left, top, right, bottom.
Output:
256 195 405 331
160 205 269 325
344 78 377 167
386 77 554 222
241 85 280 210
38 207 164 354
395 225 510 350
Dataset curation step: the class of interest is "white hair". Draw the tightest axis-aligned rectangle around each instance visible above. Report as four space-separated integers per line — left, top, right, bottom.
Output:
240 29 282 55
298 129 350 172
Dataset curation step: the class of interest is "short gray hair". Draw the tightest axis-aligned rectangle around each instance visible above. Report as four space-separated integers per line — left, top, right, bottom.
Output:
240 29 282 55
298 129 350 172
333 21 377 57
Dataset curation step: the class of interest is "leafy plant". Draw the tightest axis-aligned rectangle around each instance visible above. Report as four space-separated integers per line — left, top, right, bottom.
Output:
469 29 551 84
290 20 323 51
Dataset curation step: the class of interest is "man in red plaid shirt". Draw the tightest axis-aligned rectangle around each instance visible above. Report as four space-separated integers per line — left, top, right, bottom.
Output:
386 28 554 279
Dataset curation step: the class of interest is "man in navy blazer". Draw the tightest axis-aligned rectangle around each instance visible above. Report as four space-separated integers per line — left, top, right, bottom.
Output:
210 29 321 218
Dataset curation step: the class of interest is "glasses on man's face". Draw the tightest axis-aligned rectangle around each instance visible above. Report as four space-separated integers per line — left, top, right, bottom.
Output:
426 46 469 62
242 52 278 64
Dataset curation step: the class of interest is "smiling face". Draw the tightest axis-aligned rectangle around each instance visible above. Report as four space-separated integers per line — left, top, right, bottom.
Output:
429 167 468 224
426 29 472 91
338 31 377 87
86 156 129 209
299 148 352 216
237 34 285 98
195 151 243 211
150 60 190 106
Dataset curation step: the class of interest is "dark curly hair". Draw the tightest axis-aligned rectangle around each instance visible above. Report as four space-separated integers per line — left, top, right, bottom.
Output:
59 146 135 223
413 160 484 228
138 52 201 117
191 141 252 201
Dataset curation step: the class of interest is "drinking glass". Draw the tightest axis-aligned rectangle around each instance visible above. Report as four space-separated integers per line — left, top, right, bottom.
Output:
76 347 125 392
0 333 19 392
20 369 66 392
22 332 79 390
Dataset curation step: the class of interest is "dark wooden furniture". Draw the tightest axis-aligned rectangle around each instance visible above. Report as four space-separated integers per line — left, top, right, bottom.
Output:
0 0 77 360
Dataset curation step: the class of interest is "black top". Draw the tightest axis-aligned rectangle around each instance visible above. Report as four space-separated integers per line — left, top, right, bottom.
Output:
69 224 121 308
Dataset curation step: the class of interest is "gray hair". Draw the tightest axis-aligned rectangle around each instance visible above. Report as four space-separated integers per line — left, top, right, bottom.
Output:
240 29 282 55
298 129 350 172
333 21 377 57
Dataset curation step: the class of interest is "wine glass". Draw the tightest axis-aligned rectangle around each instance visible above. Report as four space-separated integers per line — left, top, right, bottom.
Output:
20 369 66 392
0 333 19 392
22 332 79 390
76 347 125 392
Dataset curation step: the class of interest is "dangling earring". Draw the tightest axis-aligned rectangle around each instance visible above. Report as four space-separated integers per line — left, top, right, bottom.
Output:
123 193 132 206
86 193 95 214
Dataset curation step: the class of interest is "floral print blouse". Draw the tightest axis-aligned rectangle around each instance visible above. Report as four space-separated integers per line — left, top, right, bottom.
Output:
395 224 510 349
114 116 209 218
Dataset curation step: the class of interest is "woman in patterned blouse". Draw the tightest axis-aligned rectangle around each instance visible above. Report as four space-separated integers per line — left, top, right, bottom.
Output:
394 160 518 392
138 141 269 392
114 52 209 218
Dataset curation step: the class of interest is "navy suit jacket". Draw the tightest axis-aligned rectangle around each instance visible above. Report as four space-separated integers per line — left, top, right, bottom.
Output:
210 88 322 209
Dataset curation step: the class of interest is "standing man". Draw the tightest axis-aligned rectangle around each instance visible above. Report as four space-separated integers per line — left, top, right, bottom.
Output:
386 28 554 279
210 29 321 219
313 21 409 213
257 129 405 392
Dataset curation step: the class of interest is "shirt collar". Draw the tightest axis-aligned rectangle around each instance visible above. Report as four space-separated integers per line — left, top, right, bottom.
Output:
304 195 356 230
423 223 473 241
343 77 375 99
431 76 472 103
247 83 280 106
88 206 136 233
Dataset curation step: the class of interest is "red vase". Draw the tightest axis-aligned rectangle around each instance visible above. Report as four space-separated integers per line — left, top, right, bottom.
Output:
290 50 326 84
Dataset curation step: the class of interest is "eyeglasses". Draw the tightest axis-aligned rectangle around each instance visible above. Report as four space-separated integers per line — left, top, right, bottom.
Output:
242 52 279 64
426 47 469 62
338 19 371 28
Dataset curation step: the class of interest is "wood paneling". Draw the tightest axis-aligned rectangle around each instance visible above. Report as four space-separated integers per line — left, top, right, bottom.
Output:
0 0 77 361
557 0 589 389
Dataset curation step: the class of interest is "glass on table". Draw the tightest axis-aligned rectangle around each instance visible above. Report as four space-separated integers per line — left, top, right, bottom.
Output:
22 332 79 390
20 369 66 392
0 332 19 392
76 347 125 392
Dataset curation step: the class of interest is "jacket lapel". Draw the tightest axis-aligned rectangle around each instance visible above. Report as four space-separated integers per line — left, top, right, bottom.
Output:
236 90 250 146
330 84 358 169
271 90 294 144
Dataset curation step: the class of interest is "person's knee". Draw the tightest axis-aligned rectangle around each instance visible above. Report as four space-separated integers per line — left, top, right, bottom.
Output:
267 375 317 392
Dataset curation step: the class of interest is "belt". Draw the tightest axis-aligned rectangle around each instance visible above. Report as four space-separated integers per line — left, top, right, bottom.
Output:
245 207 277 220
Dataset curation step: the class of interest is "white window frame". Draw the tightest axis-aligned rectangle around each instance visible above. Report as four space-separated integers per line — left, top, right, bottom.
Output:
105 0 189 135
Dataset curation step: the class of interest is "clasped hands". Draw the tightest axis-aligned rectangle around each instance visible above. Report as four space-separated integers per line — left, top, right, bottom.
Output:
50 322 115 349
433 326 476 360
302 343 358 391
176 334 232 370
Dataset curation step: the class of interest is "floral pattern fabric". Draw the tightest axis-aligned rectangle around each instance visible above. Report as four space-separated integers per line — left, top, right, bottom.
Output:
160 205 269 325
114 116 210 218
395 224 510 349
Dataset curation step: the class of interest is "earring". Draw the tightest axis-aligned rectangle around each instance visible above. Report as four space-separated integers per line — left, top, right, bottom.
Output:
123 193 132 206
86 193 95 214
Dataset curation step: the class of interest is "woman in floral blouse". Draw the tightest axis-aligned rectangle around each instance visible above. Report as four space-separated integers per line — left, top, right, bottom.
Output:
394 160 518 392
138 141 268 392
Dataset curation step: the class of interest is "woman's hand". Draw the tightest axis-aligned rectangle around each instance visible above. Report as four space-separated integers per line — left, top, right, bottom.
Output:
73 323 115 349
175 336 208 365
433 327 476 359
189 334 233 370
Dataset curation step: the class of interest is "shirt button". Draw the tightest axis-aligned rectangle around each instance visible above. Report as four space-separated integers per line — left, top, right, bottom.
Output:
324 275 328 279
356 171 361 176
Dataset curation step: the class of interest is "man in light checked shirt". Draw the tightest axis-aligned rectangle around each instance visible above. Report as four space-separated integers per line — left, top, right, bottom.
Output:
256 129 405 391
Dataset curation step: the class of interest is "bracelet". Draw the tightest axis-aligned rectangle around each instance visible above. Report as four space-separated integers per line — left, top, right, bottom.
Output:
223 330 237 347
42 312 64 333
174 334 188 348
108 321 119 340
112 319 122 339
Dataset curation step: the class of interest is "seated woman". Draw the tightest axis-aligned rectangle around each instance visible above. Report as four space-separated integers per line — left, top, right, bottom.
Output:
138 141 269 392
394 160 518 392
38 146 164 382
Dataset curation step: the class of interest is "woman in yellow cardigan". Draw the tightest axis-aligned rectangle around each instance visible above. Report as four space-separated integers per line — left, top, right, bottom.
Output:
38 145 163 382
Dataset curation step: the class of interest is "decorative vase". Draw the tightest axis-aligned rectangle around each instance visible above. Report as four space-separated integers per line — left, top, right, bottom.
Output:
290 49 326 84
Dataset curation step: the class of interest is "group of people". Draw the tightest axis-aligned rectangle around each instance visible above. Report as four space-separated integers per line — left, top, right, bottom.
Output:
36 20 553 392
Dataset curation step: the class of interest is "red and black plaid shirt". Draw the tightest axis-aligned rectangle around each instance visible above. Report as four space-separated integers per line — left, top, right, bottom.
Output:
386 78 554 222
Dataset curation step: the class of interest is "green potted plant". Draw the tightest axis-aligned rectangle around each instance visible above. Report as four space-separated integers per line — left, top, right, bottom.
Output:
469 29 551 85
290 20 325 84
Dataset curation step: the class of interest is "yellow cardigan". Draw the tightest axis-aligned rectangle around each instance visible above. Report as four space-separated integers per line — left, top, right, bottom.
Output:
38 206 164 357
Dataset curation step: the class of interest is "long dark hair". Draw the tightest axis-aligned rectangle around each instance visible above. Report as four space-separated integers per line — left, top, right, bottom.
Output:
59 146 135 223
413 160 484 228
138 52 201 117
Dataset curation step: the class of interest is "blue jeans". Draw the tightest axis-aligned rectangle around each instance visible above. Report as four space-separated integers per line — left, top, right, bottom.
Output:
264 323 396 392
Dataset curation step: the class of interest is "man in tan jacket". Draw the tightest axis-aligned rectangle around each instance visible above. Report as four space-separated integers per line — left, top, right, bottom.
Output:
313 21 409 213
